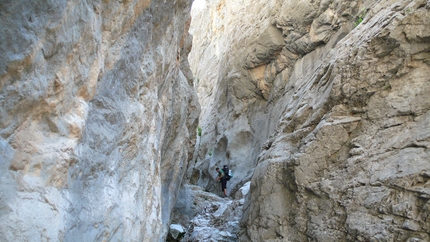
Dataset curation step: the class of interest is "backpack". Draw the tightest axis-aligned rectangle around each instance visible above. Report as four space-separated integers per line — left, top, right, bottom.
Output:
222 165 233 181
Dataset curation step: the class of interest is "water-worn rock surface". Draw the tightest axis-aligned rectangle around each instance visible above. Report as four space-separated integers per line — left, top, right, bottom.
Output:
0 0 199 241
171 182 250 242
2 0 429 241
188 0 430 241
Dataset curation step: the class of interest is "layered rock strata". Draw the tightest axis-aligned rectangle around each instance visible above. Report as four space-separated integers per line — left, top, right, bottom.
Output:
189 0 430 241
0 0 198 241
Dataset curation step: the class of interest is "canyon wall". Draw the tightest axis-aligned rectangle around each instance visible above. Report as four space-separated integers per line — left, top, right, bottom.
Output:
0 0 199 241
189 0 430 241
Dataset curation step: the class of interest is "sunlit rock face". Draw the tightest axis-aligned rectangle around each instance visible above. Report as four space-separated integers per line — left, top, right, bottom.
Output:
189 0 430 241
0 0 199 241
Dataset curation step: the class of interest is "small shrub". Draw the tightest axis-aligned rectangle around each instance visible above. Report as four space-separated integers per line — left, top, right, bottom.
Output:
197 126 202 136
404 7 412 14
355 17 363 26
355 8 367 27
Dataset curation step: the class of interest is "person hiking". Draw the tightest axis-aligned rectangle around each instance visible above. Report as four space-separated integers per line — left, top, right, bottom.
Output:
215 167 227 197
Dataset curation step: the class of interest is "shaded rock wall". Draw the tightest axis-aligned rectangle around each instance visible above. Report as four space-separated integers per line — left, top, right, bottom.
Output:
188 0 361 197
188 0 430 241
0 0 198 241
188 0 294 196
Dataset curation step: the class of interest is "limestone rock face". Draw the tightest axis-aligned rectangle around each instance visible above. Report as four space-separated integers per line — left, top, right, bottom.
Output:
0 0 199 241
189 0 430 241
188 0 360 200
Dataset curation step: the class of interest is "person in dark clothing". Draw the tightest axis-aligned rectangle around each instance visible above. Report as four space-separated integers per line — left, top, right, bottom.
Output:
215 167 227 197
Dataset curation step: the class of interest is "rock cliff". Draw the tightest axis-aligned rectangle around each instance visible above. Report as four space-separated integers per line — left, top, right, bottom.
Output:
0 0 198 241
188 0 430 241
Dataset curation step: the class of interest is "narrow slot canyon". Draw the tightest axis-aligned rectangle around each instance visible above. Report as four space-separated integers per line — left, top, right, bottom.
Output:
1 0 430 242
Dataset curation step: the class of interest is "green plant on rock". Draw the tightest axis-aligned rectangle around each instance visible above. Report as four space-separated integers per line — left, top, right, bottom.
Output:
197 126 202 136
355 8 367 27
404 7 413 14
